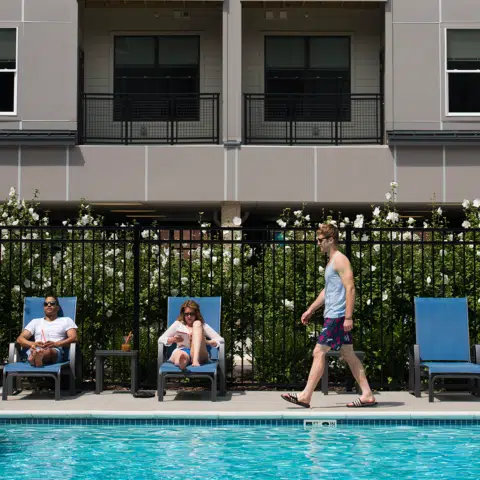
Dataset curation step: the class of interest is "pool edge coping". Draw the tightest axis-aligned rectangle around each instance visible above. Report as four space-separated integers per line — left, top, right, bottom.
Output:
0 410 479 420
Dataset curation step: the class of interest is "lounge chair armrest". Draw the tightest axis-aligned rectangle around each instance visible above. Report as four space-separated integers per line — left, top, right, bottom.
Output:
473 344 480 365
158 341 165 368
8 343 20 363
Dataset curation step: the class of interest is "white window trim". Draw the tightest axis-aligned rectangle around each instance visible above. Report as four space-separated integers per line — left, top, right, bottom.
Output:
445 27 480 118
0 26 18 117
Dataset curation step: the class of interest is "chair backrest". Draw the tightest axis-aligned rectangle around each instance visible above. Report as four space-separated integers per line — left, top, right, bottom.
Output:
22 297 78 361
414 297 470 362
167 297 222 361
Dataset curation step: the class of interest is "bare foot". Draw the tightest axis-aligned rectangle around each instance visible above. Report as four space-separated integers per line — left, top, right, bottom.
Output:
34 350 44 367
28 349 37 366
191 361 201 367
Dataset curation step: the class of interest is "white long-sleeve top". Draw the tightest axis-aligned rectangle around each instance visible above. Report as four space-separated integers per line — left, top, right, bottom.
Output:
158 320 224 349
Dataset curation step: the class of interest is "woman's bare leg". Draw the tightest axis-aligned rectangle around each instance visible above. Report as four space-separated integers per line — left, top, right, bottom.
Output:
190 320 209 367
169 349 190 370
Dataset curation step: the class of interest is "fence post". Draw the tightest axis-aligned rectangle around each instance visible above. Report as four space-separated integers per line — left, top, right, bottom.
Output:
133 223 141 356
345 224 352 260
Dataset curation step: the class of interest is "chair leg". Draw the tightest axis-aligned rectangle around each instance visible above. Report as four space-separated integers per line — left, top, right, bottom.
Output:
54 375 61 401
69 372 75 396
414 365 421 398
219 370 226 397
158 375 165 402
428 375 434 403
211 374 217 402
2 372 7 400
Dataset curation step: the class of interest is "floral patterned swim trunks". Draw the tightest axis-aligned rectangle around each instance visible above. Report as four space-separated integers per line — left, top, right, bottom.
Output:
317 317 352 351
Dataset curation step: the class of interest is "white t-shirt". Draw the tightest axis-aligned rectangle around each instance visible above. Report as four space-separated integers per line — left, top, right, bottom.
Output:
24 317 78 343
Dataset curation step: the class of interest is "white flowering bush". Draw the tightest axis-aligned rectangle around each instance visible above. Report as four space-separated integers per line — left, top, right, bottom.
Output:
2 183 480 389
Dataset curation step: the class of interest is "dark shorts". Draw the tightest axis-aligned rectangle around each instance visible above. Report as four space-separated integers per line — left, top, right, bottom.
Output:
317 317 352 351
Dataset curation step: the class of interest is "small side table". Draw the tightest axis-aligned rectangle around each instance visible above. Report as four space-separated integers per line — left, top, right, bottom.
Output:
95 350 138 395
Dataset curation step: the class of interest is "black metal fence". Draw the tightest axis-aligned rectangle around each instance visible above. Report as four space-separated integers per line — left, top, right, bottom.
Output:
80 93 220 145
244 93 383 145
1 225 479 390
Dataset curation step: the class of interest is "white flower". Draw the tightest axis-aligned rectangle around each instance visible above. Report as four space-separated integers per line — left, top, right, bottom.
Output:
373 244 380 252
32 213 39 221
202 249 212 259
436 207 442 216
1 212 7 218
371 266 376 272
382 292 388 301
474 198 480 208
395 276 402 284
125 251 133 260
439 249 445 256
304 215 310 221
211 256 218 264
233 258 240 266
355 251 363 258
353 214 364 229
62 220 68 226
171 289 178 297
282 299 295 310
462 199 470 209
423 222 429 229
385 192 392 201
407 217 415 225
12 285 20 292
106 310 113 318
343 217 350 224
293 220 301 227
28 208 34 215
462 220 471 229
426 276 432 285
9 187 16 197
373 207 381 217
181 277 189 285
386 211 399 223
340 222 345 228
318 265 325 273
294 210 302 217
390 181 398 189
232 216 242 226
24 279 31 288
81 215 90 226
443 274 449 284
11 220 18 226
276 219 287 228
366 299 372 306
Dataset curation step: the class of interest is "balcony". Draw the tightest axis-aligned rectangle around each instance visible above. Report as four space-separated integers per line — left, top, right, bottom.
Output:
80 93 220 145
244 93 384 146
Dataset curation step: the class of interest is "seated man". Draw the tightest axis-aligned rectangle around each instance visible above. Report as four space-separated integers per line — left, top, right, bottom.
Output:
16 296 78 367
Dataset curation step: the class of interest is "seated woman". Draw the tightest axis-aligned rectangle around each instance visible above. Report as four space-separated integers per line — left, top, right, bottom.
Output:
16 295 78 367
159 299 224 369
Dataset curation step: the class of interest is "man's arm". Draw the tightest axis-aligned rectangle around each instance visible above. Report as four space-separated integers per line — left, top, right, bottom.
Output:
301 289 325 325
335 255 355 331
16 330 37 349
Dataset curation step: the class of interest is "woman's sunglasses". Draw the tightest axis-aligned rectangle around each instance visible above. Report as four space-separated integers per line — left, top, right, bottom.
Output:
184 312 196 317
44 301 58 307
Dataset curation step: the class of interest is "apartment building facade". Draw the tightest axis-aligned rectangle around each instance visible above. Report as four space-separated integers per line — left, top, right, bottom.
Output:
0 0 479 223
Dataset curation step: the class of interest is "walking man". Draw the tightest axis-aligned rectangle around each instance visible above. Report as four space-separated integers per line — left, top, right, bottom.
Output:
281 223 377 408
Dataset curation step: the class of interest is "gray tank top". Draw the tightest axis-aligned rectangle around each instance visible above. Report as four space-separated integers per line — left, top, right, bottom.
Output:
324 252 346 318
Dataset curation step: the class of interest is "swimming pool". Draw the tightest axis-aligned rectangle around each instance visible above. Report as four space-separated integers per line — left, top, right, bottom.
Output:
1 419 479 479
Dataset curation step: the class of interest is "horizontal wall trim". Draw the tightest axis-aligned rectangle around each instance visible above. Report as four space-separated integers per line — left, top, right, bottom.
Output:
387 130 480 146
0 130 77 147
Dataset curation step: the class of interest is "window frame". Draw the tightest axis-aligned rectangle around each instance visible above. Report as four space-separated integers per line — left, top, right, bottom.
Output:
263 34 352 123
445 28 480 117
112 33 201 122
0 27 18 116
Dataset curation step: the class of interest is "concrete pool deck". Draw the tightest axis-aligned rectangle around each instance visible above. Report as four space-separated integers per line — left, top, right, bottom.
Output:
0 389 479 418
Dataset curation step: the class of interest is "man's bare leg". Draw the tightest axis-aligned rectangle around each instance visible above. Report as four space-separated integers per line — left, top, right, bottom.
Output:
296 344 331 405
40 349 58 366
190 320 209 367
340 345 375 403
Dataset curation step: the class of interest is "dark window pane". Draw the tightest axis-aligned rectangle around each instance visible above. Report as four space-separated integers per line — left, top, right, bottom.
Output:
265 37 305 68
0 29 16 69
158 36 199 65
309 37 350 69
447 30 480 70
448 72 480 113
0 72 15 112
115 37 155 67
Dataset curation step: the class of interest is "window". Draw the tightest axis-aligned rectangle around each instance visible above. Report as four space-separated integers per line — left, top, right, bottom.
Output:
114 35 200 121
264 36 351 122
447 30 480 115
0 29 17 114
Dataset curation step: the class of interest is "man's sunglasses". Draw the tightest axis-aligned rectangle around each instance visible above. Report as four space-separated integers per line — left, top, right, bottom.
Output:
44 301 58 307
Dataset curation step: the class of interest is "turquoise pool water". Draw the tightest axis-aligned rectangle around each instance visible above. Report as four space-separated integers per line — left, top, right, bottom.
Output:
1 424 479 479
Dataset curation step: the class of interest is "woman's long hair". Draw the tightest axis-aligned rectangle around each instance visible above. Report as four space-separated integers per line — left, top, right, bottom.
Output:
177 300 205 325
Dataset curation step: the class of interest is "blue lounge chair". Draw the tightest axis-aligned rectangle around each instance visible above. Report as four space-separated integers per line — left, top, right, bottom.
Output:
410 297 480 402
157 297 226 401
2 297 80 401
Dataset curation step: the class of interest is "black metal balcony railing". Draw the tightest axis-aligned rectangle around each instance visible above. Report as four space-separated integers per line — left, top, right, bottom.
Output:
80 93 220 145
244 93 384 145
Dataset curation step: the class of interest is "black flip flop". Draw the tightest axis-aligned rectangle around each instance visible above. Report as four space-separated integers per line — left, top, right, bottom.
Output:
281 393 310 409
133 390 156 399
347 398 378 408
